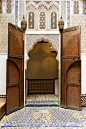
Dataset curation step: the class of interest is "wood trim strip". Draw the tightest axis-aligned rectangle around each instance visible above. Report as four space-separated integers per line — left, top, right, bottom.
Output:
9 55 24 59
62 56 80 59
8 23 23 32
63 26 79 33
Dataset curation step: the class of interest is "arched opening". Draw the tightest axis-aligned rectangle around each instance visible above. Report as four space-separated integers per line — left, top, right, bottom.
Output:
25 40 59 106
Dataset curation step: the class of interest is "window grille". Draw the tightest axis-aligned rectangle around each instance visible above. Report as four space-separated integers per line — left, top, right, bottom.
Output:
29 12 34 29
74 1 79 14
40 12 46 29
6 0 12 14
51 12 57 29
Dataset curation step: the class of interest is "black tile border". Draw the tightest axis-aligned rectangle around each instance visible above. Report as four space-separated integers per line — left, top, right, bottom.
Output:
0 95 6 98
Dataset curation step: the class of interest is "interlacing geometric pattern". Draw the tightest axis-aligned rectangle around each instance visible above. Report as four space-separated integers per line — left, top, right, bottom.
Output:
1 107 86 128
61 1 66 21
19 0 24 21
81 95 86 107
71 15 86 51
0 15 14 53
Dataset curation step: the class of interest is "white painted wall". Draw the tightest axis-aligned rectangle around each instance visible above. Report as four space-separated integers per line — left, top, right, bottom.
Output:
55 79 59 95
0 53 86 97
81 54 86 94
0 54 7 95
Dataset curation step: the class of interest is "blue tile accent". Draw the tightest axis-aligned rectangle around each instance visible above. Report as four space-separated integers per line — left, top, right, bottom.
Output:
1 107 86 128
67 1 70 27
15 1 18 26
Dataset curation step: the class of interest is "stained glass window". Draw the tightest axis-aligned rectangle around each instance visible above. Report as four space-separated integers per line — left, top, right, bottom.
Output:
29 12 34 29
40 12 46 29
6 0 12 14
74 1 79 14
51 12 57 29
83 0 86 14
0 0 2 14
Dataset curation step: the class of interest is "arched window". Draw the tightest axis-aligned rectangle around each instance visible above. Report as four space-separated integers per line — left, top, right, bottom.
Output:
6 0 12 13
39 11 46 29
28 12 34 29
0 0 2 13
83 0 86 14
51 12 57 29
74 0 79 14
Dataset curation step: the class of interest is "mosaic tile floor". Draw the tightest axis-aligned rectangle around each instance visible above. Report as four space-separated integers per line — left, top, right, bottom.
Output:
25 94 60 107
1 107 86 128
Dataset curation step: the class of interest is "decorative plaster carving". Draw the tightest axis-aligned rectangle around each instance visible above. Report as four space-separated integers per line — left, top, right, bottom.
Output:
61 1 66 21
25 34 59 67
26 1 37 10
0 15 14 53
49 2 59 10
38 1 48 11
71 15 86 52
26 1 59 12
19 0 24 21
49 4 59 12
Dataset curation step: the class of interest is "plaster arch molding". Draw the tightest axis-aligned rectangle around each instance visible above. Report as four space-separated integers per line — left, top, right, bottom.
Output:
26 1 59 12
25 35 59 69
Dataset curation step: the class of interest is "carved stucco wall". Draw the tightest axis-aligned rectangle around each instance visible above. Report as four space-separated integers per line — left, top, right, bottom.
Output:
61 1 66 22
19 0 25 21
71 15 86 53
0 15 14 53
25 35 59 67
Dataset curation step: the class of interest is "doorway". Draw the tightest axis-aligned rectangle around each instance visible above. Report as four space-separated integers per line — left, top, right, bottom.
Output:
25 40 59 105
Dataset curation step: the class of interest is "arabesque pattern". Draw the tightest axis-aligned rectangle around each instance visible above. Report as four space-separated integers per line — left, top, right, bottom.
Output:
71 15 86 51
0 15 14 53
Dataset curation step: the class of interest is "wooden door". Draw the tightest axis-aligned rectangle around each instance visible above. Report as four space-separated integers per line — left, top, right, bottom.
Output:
66 60 81 110
61 26 81 110
6 23 24 114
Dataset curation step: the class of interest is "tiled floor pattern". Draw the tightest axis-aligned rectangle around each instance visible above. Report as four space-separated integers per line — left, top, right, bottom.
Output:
25 94 60 106
0 127 86 129
1 107 86 128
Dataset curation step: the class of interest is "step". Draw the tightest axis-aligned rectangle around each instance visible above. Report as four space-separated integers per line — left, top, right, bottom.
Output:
0 98 6 120
26 94 59 102
25 94 60 107
25 101 60 107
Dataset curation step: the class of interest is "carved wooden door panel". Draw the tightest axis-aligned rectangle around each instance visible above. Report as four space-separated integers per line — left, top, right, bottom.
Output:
6 60 20 114
66 60 81 110
6 23 24 114
61 26 81 110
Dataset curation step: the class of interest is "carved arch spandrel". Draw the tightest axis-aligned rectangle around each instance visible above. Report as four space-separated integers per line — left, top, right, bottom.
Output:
25 35 59 69
26 1 59 12
49 2 59 12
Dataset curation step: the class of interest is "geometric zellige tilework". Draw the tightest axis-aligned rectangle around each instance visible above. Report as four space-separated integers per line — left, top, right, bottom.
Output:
81 95 86 107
